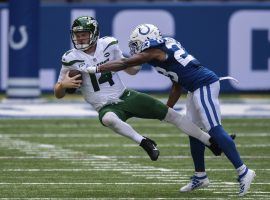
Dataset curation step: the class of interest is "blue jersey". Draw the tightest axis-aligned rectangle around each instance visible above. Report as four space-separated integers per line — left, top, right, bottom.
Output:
141 37 219 92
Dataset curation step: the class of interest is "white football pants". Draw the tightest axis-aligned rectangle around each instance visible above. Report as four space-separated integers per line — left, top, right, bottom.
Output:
186 81 221 132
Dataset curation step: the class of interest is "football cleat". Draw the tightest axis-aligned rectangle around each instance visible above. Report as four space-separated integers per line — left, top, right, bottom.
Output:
238 168 256 196
207 137 222 156
180 175 210 192
207 134 236 156
139 137 159 161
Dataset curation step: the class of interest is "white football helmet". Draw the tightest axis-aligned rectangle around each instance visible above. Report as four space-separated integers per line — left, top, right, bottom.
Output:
128 24 162 55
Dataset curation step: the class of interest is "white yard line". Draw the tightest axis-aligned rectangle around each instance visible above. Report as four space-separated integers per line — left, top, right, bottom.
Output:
0 134 171 177
0 182 268 186
63 143 270 148
0 198 257 200
0 121 269 128
0 155 270 159
2 168 270 172
0 133 269 140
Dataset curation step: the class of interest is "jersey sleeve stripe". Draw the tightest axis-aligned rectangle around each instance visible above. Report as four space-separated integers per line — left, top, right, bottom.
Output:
103 40 118 52
62 60 84 66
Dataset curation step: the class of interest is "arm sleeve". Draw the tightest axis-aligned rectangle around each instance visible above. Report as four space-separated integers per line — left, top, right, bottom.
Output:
57 67 69 83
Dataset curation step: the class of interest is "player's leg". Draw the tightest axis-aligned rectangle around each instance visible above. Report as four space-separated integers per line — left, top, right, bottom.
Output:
196 82 243 166
180 92 209 192
163 107 211 146
122 89 221 155
100 111 143 144
123 89 213 146
194 81 255 196
98 102 159 161
162 99 222 155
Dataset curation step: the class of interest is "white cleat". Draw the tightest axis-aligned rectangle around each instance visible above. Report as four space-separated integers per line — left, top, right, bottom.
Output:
180 175 210 192
238 169 256 196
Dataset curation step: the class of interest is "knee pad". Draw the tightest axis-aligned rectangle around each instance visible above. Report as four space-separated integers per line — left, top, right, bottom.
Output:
102 112 119 127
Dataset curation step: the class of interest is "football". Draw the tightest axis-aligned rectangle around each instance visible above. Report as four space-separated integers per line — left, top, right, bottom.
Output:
65 69 82 94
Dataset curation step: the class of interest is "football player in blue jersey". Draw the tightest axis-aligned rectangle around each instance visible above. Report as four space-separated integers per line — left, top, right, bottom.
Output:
84 24 255 196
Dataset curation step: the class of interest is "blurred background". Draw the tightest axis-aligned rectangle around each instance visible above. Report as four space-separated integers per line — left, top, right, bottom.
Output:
1 0 270 99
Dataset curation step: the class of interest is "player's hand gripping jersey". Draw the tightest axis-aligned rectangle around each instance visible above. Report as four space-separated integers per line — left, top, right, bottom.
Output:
141 37 219 92
58 37 126 111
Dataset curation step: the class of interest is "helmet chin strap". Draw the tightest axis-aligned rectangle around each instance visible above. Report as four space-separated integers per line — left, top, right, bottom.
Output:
77 42 98 53
75 38 96 50
76 43 90 51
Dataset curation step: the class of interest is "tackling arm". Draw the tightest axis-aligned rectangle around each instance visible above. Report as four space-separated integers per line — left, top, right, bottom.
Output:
124 65 142 75
85 48 165 74
98 52 150 73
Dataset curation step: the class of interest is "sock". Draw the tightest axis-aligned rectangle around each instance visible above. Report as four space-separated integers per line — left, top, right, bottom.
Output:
164 108 210 145
189 136 206 172
195 171 207 177
209 125 243 169
237 164 247 176
102 112 144 144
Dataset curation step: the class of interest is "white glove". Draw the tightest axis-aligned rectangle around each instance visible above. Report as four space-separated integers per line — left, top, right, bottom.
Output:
82 66 99 74
87 66 98 74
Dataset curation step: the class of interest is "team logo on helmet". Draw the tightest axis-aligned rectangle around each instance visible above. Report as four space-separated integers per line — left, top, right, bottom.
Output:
138 25 150 35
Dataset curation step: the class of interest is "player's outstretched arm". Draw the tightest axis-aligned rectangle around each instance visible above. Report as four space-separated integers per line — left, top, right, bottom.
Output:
124 65 142 75
84 48 165 74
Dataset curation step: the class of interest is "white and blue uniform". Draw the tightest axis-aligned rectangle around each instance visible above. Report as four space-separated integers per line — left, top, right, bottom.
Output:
141 37 243 171
141 37 220 131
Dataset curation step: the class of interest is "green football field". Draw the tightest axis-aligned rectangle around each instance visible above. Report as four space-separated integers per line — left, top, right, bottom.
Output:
0 118 269 199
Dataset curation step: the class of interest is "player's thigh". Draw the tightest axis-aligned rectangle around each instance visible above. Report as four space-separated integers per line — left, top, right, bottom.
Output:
209 81 221 123
192 82 221 131
186 92 204 129
122 89 168 120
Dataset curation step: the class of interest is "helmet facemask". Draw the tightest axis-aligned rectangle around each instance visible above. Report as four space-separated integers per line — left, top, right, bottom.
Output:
71 31 94 51
128 40 142 56
71 16 99 51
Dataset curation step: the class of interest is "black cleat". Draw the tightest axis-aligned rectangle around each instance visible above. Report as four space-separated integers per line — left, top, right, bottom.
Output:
208 137 222 156
207 134 236 156
230 134 236 140
139 137 159 161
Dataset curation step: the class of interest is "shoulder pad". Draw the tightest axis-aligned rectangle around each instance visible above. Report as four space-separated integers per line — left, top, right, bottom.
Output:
61 49 84 67
100 36 119 52
141 38 165 52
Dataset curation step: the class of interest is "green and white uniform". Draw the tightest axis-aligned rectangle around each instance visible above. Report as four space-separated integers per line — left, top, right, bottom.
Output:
57 36 168 123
